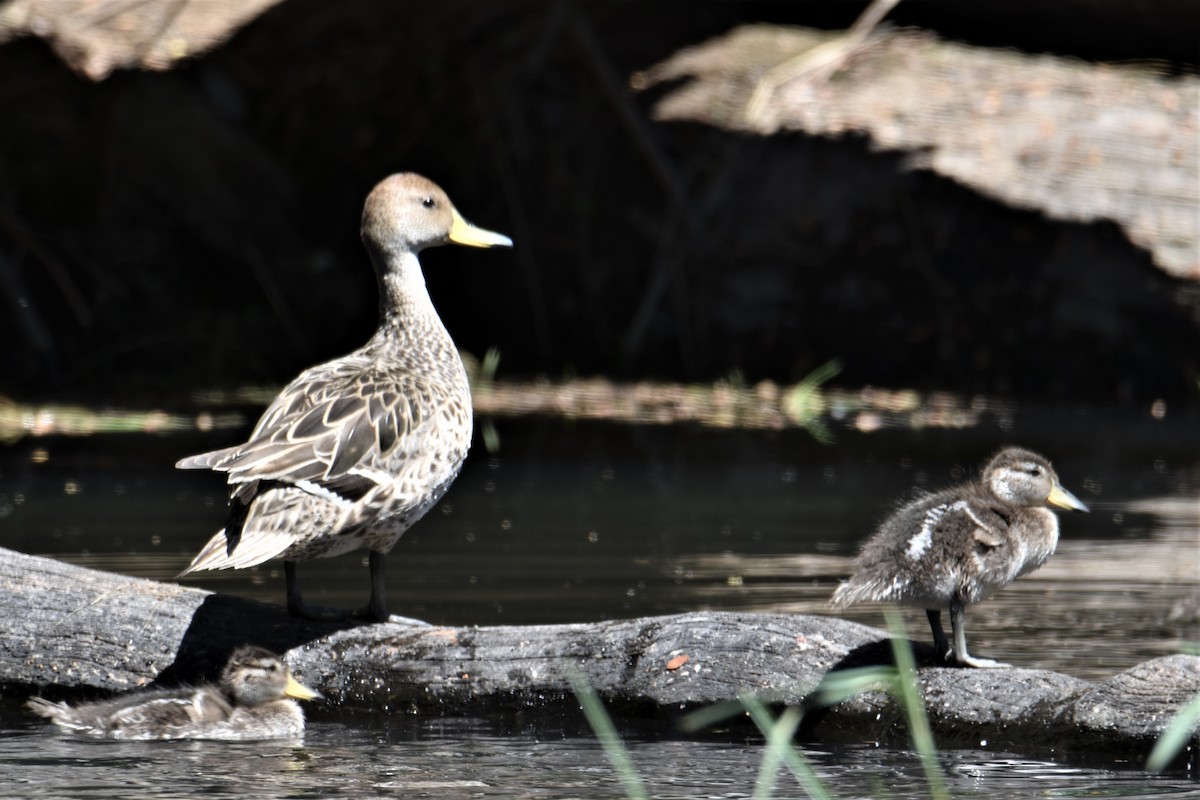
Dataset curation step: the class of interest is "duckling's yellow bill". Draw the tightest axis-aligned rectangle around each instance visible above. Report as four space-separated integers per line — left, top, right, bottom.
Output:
1048 483 1089 512
284 674 323 701
448 208 513 248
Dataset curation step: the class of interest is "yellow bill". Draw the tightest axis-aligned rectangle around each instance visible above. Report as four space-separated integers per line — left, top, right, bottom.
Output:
284 673 323 701
1048 482 1089 512
448 207 513 248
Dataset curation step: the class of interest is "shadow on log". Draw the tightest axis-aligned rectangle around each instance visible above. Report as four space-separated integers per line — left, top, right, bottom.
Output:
2 547 1196 767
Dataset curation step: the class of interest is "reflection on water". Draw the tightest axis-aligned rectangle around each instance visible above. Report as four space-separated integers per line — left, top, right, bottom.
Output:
0 413 1198 795
2 715 1198 799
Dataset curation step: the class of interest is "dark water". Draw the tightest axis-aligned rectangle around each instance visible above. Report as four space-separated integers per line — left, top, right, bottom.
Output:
3 716 1199 799
1 409 1198 797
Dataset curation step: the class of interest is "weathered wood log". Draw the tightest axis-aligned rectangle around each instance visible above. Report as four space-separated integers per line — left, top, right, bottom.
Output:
0 547 350 692
0 0 287 80
2 547 1196 765
637 24 1200 279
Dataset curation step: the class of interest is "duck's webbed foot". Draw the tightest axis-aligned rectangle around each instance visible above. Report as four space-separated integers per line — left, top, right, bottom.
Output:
949 598 1010 669
289 600 354 621
376 613 431 626
951 651 1010 669
285 562 354 621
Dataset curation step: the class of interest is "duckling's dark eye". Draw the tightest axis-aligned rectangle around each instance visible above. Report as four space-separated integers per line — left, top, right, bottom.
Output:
421 197 436 209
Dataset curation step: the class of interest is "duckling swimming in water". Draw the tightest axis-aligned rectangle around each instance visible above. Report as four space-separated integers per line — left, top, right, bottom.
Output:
830 447 1089 668
26 646 321 740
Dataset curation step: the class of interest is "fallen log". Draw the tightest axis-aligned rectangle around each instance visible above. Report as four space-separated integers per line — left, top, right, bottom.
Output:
2 547 1196 766
636 24 1200 279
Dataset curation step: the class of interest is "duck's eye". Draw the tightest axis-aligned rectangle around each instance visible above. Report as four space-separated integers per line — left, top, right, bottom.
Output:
421 197 437 209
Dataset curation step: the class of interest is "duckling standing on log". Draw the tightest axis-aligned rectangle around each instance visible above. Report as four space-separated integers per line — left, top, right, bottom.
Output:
177 174 512 621
27 646 321 741
830 447 1089 668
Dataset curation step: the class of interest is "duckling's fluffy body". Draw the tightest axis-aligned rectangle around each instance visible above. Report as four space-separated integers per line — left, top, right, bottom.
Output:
831 447 1088 667
176 174 512 621
26 646 321 741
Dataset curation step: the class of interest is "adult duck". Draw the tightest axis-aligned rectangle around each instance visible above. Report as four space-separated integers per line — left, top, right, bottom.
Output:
177 173 511 621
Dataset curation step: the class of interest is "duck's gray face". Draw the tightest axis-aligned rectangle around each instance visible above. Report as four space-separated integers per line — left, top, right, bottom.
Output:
361 172 512 255
222 648 322 706
985 450 1089 512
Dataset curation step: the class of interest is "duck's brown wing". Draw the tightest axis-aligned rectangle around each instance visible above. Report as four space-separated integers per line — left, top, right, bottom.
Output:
831 493 1011 608
178 355 467 504
29 688 232 739
932 499 1010 549
102 691 232 739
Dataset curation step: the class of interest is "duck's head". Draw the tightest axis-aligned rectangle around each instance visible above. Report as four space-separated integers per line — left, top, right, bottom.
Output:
983 447 1089 512
221 646 322 707
361 173 512 258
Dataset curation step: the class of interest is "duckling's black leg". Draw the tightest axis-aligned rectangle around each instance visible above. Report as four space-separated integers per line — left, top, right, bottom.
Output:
949 597 1009 669
285 562 352 621
926 609 952 663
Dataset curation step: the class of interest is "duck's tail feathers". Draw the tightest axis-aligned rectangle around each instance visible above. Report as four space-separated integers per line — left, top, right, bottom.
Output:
829 582 852 610
177 528 294 576
26 697 72 723
176 446 240 471
830 572 908 609
829 579 872 610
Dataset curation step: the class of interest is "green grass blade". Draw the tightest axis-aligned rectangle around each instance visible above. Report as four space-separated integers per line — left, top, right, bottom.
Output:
680 698 747 732
803 357 844 387
810 666 898 707
884 610 949 800
751 704 803 800
740 693 838 800
1146 691 1200 773
567 670 650 800
481 346 502 382
481 419 501 453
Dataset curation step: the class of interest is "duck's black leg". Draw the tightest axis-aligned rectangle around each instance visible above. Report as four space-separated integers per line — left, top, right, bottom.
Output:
359 551 431 625
949 597 1008 668
284 560 307 616
285 561 351 621
361 550 389 622
926 609 951 662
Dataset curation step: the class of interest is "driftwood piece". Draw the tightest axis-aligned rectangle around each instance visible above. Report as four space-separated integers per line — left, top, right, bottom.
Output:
3 547 1197 764
0 0 285 80
636 24 1200 279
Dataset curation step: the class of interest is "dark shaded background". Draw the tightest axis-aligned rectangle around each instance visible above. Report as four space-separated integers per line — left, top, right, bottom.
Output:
1 0 1197 404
